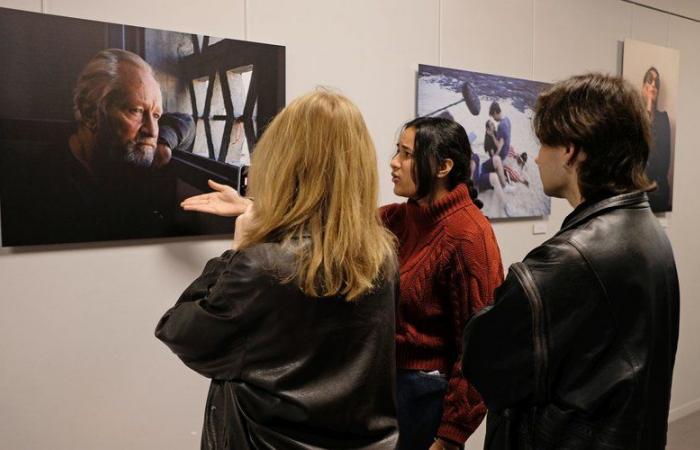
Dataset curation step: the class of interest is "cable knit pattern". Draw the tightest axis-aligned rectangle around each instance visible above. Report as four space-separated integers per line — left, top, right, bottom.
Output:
381 184 503 445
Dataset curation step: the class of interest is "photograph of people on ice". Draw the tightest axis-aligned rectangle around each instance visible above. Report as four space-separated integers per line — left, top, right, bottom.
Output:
417 64 551 218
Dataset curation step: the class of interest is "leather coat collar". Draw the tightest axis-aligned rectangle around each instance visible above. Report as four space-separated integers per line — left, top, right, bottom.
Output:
559 191 650 233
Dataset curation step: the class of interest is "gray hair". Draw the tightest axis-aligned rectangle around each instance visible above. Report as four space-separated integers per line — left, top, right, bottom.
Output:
72 48 153 125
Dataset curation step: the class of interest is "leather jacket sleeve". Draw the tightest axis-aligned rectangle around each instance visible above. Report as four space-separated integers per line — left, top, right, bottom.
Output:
155 248 265 380
461 266 535 412
462 238 612 413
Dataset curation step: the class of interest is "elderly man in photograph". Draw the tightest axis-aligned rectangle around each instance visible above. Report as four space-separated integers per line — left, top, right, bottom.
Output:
0 49 193 245
71 49 177 173
461 73 679 450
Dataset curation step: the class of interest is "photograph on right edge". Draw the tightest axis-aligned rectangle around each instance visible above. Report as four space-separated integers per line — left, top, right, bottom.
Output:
623 38 680 213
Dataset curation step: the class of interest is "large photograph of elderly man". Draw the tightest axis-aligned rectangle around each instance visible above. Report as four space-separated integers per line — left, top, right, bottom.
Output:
417 64 550 219
0 7 285 247
622 38 679 213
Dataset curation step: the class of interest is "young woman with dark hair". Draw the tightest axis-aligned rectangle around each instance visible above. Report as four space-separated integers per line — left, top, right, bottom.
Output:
384 116 503 450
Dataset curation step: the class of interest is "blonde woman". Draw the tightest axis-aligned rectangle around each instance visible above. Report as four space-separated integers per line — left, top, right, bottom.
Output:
156 91 399 450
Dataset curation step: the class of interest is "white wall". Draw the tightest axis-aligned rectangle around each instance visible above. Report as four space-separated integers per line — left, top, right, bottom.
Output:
1 1 699 449
632 0 700 21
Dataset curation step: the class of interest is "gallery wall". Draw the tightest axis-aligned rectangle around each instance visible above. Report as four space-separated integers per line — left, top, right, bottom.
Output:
1 1 699 449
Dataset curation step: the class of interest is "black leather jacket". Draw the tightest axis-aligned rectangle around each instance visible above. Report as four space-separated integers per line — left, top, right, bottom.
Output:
462 192 679 449
156 243 399 449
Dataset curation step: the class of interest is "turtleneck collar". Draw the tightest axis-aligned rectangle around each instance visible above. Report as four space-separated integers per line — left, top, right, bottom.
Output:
405 183 473 226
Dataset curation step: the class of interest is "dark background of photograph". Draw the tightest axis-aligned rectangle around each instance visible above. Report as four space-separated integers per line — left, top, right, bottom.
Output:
0 7 285 246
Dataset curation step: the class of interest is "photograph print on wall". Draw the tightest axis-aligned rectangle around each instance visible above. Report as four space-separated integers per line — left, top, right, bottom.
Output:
0 6 285 247
623 38 680 213
417 64 550 219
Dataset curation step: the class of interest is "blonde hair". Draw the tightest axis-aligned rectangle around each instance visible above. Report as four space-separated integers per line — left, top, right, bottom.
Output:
241 89 396 300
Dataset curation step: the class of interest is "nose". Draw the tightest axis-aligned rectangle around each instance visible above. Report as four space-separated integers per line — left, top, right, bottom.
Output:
390 153 400 169
141 112 158 138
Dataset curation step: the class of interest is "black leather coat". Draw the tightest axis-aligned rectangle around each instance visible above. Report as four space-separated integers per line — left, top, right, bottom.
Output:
462 192 679 449
156 243 399 449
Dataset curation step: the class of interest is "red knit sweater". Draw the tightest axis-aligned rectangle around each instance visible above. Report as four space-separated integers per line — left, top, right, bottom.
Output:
381 184 504 445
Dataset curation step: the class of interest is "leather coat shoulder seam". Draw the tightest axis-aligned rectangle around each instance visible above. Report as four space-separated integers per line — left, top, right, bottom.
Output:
511 262 549 405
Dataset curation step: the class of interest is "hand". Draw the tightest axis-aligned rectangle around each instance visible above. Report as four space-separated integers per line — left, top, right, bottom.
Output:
429 438 461 450
231 202 255 251
181 179 252 217
153 143 172 168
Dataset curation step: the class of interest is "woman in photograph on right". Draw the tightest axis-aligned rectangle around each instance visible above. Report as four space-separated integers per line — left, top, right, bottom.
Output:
642 66 672 211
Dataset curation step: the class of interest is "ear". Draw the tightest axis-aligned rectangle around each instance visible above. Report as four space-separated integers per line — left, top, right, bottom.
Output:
563 144 586 169
81 109 99 132
436 158 454 179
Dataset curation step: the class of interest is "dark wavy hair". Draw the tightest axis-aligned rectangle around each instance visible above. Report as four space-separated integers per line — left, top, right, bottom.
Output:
533 73 655 200
403 116 482 208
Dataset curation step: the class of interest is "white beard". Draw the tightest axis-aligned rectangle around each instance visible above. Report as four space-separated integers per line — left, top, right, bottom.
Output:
122 142 155 168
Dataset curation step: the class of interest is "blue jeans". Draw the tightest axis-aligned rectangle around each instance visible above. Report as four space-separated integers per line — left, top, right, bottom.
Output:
396 369 448 450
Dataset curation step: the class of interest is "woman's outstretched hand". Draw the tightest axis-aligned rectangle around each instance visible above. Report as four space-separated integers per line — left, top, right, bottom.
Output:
180 179 252 217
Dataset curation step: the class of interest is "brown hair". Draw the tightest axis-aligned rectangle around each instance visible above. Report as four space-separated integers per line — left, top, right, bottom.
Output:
533 73 655 200
241 89 397 301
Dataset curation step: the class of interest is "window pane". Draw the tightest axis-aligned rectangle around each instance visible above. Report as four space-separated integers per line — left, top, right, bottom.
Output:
192 119 209 157
225 120 250 164
226 65 253 118
194 34 205 52
210 119 226 159
210 71 226 116
192 76 209 117
251 98 258 136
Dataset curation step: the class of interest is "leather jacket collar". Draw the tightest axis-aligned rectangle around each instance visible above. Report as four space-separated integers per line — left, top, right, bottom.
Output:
560 191 650 233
